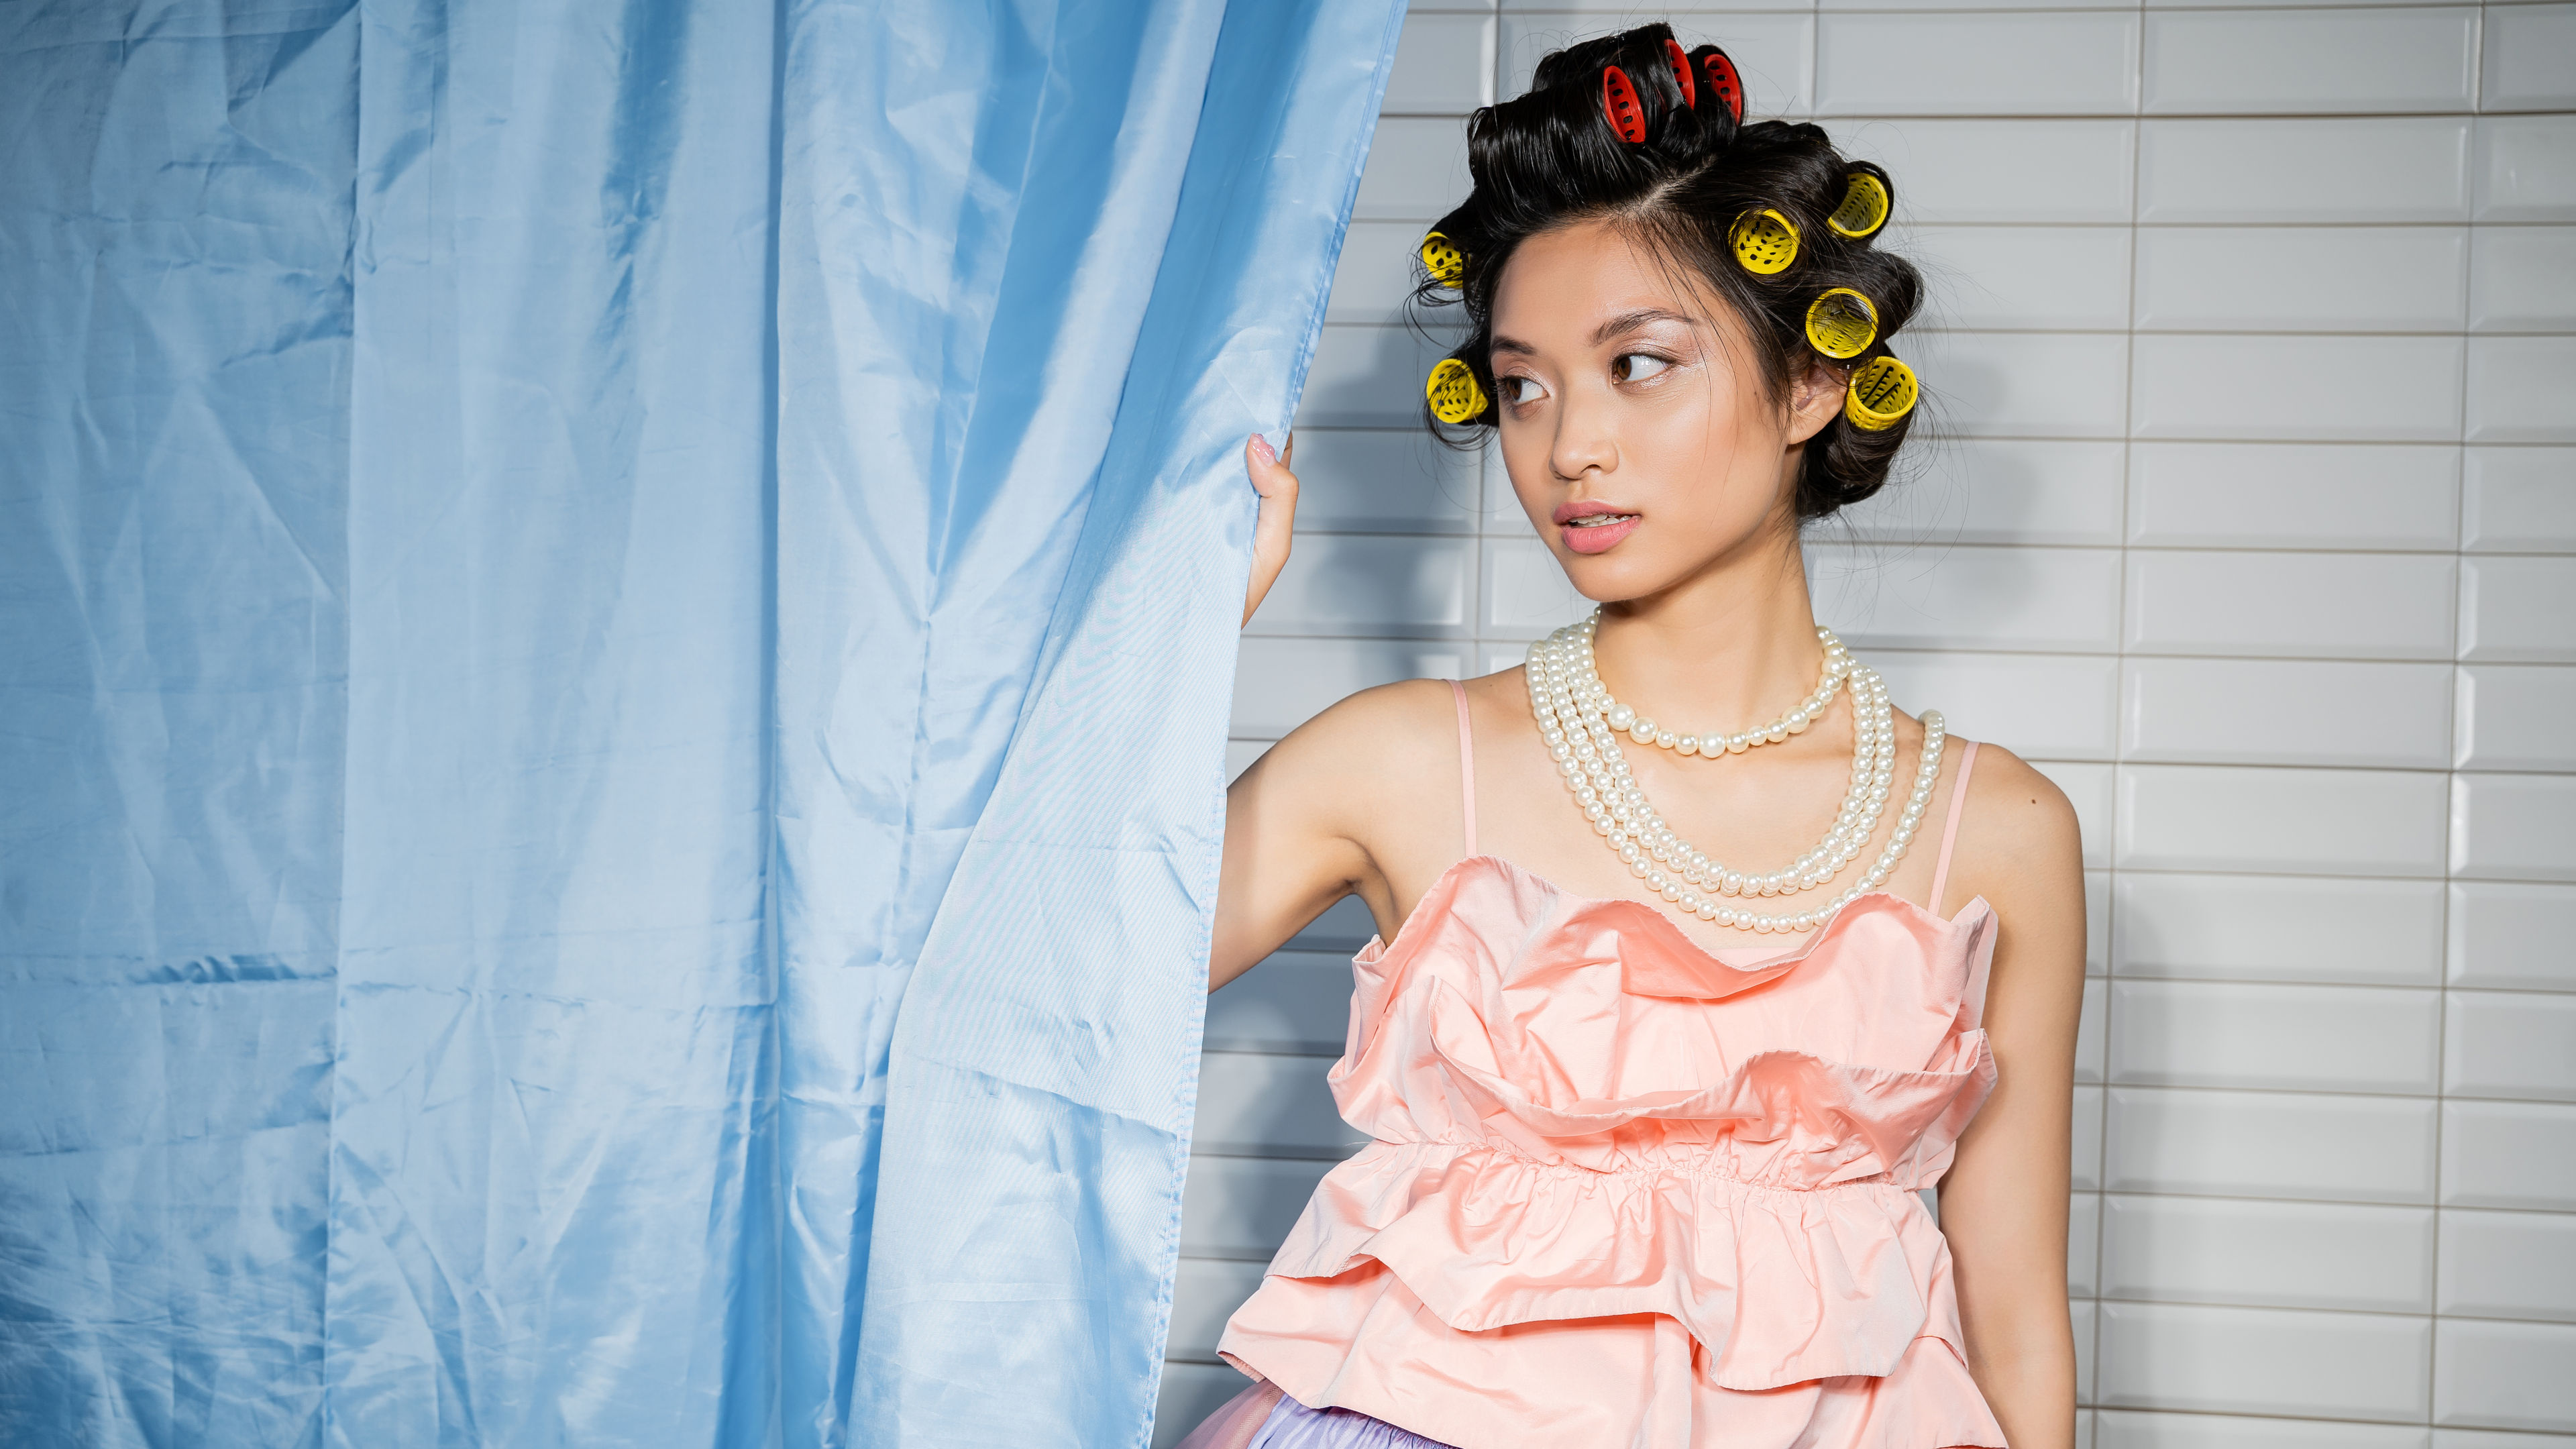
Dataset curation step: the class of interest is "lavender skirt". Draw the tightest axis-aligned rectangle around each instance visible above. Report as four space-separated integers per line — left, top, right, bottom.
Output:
1175 1383 1456 1449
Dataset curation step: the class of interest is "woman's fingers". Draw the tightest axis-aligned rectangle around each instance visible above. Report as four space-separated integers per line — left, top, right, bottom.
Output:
1243 433 1299 626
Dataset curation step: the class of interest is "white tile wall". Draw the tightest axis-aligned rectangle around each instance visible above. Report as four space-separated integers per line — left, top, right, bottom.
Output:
1167 8 2576 1443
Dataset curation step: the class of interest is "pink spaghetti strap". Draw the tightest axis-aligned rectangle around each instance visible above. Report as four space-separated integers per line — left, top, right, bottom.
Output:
1448 680 1479 858
1927 739 1979 916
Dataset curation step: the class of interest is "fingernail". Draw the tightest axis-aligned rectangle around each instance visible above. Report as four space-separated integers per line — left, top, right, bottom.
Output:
1249 434 1276 464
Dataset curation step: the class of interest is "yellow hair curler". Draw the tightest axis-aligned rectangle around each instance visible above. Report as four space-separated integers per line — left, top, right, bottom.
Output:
1729 208 1800 276
1826 165 1893 241
1843 355 1919 431
1426 357 1488 425
1805 288 1879 360
1419 230 1465 286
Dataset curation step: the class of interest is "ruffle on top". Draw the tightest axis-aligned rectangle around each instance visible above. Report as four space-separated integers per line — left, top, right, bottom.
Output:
1218 856 2009 1449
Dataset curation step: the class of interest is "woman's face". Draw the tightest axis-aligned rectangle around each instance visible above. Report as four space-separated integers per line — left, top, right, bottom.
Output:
1488 218 1841 602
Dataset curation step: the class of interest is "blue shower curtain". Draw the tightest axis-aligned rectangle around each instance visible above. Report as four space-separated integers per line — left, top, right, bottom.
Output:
0 2 1403 1445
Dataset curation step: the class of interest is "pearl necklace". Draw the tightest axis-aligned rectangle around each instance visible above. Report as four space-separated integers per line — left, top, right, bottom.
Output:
1597 627 1852 758
1525 614 1945 933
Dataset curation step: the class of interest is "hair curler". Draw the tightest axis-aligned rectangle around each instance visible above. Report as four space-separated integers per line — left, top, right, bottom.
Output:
1805 288 1879 359
1843 355 1919 430
1427 358 1489 425
1826 164 1894 241
1729 208 1801 275
1601 66 1646 144
1419 230 1465 286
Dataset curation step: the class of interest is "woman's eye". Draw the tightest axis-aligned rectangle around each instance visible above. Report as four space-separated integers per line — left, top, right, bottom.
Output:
1613 353 1672 383
1501 376 1548 405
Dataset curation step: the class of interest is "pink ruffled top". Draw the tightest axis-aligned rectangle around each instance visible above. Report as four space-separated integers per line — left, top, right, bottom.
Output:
1216 687 2006 1449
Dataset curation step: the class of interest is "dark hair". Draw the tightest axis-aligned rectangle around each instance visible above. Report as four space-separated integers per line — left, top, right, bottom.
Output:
1415 23 1923 521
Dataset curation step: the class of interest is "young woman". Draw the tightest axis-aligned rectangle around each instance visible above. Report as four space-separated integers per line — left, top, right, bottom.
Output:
1181 24 2084 1449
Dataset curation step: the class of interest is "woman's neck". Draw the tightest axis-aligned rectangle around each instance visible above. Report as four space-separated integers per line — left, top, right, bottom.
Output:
1585 525 1824 737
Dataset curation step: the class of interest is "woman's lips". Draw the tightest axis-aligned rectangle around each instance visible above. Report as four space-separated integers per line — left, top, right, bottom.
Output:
1560 511 1640 554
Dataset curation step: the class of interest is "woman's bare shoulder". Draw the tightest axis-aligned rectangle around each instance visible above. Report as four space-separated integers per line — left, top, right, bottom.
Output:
1240 676 1464 830
1955 742 2082 881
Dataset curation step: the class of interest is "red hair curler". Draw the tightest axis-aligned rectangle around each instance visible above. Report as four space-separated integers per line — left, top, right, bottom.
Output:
1700 49 1743 125
1601 66 1646 144
1663 38 1696 110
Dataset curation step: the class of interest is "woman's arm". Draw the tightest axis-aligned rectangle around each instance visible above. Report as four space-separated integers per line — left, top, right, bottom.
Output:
1939 745 2088 1449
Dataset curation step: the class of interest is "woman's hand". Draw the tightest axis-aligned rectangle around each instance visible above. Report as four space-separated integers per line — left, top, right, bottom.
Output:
1243 433 1298 626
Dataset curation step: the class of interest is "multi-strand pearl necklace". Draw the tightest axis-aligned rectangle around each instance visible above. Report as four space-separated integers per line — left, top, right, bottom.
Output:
1600 628 1851 758
1525 612 1945 933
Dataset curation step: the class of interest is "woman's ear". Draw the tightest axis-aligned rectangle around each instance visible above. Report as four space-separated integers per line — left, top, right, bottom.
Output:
1784 352 1847 446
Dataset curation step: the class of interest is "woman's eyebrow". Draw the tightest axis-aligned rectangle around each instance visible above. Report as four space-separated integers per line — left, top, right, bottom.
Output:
1490 333 1536 357
1591 307 1695 346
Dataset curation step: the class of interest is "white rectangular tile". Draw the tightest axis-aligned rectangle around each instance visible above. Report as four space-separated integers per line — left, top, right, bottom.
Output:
1481 535 1590 639
1817 12 2139 117
2141 117 2471 222
2121 765 2450 876
1169 1257 1268 1360
1911 330 2133 438
2100 1195 2435 1312
1382 12 1493 115
2132 335 2465 442
2477 115 2576 220
2088 869 2112 975
1872 651 2119 761
1281 429 1481 535
2448 881 2576 990
1232 638 1466 739
2078 977 2110 1083
2126 551 2457 659
2434 1434 2576 1449
1205 950 1353 1055
2442 985 2565 1098
2451 772 2576 881
2469 227 2576 333
2116 873 2446 985
2441 1099 2576 1209
2070 1190 2102 1295
1191 1051 1364 1159
1891 227 2133 333
2144 7 2476 114
2461 557 2576 662
2462 447 2576 552
2075 1083 2106 1189
2124 659 2454 769
1299 325 1454 427
2098 1410 2429 1449
2106 1086 2438 1202
2458 666 2576 771
1500 13 1815 113
1242 533 1470 639
2435 1319 2576 1432
1847 120 2139 224
1841 439 2128 547
2072 1297 2098 1404
2128 442 2460 551
1179 1155 1336 1259
1811 543 2123 651
2110 981 2440 1093
2467 337 2576 443
1154 1364 1256 1449
1328 222 1438 325
2134 227 2467 333
1352 116 1472 223
2483 3 2576 111
2438 1209 2576 1322
2094 1301 2432 1419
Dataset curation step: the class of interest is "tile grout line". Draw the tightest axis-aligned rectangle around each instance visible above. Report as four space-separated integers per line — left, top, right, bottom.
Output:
2424 2 2487 1420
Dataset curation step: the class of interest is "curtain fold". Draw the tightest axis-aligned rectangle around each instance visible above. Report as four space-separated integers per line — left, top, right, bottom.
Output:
0 1 1403 1445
